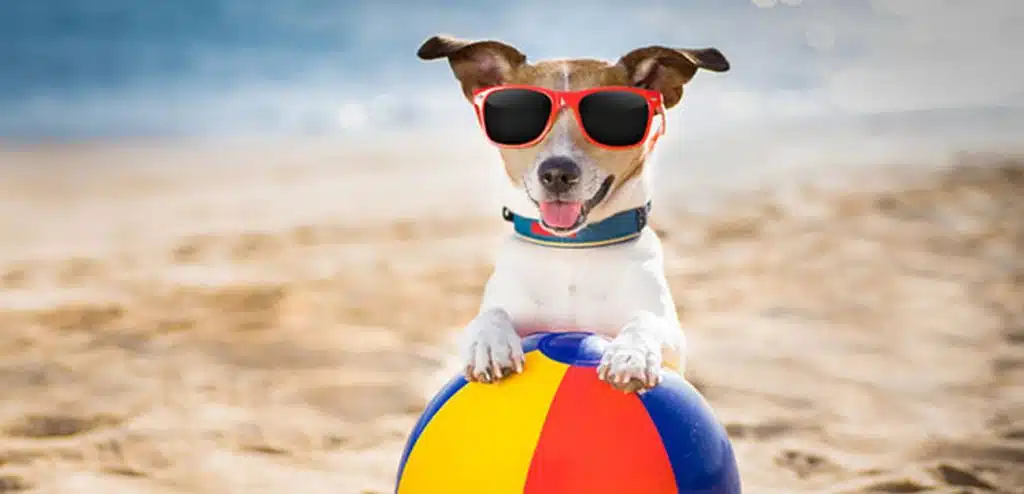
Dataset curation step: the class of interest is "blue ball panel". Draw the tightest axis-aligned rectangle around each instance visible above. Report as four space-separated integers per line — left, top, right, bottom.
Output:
520 332 546 354
640 373 742 493
534 332 606 367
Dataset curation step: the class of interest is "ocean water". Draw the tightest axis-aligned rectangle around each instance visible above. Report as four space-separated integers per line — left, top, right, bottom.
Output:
0 0 435 138
2 0 1022 163
0 0 843 139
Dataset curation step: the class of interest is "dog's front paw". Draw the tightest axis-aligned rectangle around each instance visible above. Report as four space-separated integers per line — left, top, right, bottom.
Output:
597 331 662 393
461 308 525 384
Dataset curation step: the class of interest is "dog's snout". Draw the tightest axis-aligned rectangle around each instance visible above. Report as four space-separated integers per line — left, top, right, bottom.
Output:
537 157 581 194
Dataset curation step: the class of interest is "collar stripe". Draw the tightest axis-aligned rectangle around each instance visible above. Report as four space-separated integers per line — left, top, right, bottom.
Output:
502 203 650 249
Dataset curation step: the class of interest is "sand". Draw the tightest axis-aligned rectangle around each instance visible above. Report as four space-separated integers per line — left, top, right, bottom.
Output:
0 139 1020 493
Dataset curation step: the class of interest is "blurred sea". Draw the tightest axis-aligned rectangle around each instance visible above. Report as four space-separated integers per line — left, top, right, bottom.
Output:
1 0 1021 181
0 0 428 138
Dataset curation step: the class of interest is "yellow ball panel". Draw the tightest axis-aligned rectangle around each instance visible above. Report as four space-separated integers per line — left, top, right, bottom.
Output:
397 352 569 494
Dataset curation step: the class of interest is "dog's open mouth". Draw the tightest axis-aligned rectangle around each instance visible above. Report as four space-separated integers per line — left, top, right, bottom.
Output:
538 176 614 233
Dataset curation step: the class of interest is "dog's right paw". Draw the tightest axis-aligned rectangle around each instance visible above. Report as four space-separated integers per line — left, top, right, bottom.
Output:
461 308 525 383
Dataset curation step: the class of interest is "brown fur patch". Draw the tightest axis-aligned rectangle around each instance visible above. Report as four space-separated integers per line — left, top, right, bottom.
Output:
506 60 630 89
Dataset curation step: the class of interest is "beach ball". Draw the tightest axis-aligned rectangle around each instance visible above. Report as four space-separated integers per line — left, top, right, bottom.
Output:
395 332 741 494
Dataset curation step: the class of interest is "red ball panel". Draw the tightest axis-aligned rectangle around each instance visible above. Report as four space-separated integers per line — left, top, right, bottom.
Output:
523 365 677 494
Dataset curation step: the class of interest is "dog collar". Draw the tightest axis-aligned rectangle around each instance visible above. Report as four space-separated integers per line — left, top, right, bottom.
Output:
502 202 651 248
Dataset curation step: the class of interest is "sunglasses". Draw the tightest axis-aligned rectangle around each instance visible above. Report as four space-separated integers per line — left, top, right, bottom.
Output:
471 85 666 150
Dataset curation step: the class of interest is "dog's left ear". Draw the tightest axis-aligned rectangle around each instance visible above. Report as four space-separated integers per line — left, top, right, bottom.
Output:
616 46 729 108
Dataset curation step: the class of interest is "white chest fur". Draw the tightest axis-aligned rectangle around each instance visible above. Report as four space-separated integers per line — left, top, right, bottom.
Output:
478 228 679 340
463 154 686 386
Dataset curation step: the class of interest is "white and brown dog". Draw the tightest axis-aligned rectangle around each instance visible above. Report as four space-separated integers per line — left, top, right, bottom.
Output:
418 34 729 393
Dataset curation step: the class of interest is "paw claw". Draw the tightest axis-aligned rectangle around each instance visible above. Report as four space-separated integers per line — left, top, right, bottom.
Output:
598 334 662 393
461 309 523 385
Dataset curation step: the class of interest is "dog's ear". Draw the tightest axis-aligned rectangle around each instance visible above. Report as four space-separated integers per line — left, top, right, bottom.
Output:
417 34 527 100
616 46 729 108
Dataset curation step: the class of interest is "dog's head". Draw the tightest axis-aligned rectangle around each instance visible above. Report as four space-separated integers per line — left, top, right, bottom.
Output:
418 35 729 235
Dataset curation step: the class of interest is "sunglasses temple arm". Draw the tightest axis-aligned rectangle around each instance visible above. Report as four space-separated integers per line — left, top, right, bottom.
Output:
647 111 667 153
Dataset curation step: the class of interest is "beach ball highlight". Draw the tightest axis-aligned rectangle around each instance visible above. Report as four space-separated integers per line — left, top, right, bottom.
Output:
396 332 741 494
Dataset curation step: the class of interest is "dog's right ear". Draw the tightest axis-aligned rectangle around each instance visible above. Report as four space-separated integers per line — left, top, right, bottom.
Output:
417 34 527 101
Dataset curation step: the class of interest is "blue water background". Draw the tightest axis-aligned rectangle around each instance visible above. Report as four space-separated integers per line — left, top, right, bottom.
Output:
1 0 1022 146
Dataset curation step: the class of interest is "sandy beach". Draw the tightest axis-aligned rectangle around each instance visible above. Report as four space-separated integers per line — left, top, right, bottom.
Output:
0 140 1020 493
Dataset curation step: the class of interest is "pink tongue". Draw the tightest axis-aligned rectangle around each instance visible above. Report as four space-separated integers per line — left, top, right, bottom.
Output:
539 201 583 229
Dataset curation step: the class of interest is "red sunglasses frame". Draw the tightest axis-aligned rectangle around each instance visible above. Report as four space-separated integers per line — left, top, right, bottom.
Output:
470 85 667 151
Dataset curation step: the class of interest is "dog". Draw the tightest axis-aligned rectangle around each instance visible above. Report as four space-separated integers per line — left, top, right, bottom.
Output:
417 34 729 393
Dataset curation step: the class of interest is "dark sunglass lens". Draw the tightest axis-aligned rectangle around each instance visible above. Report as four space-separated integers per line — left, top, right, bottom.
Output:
578 91 650 147
482 89 552 145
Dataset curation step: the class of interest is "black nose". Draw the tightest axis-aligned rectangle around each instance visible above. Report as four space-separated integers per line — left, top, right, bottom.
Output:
537 157 581 194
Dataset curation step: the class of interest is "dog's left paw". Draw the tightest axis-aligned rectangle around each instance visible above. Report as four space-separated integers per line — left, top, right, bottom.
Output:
597 331 662 393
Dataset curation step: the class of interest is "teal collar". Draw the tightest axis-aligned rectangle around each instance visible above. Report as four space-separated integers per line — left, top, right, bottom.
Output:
502 202 651 248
